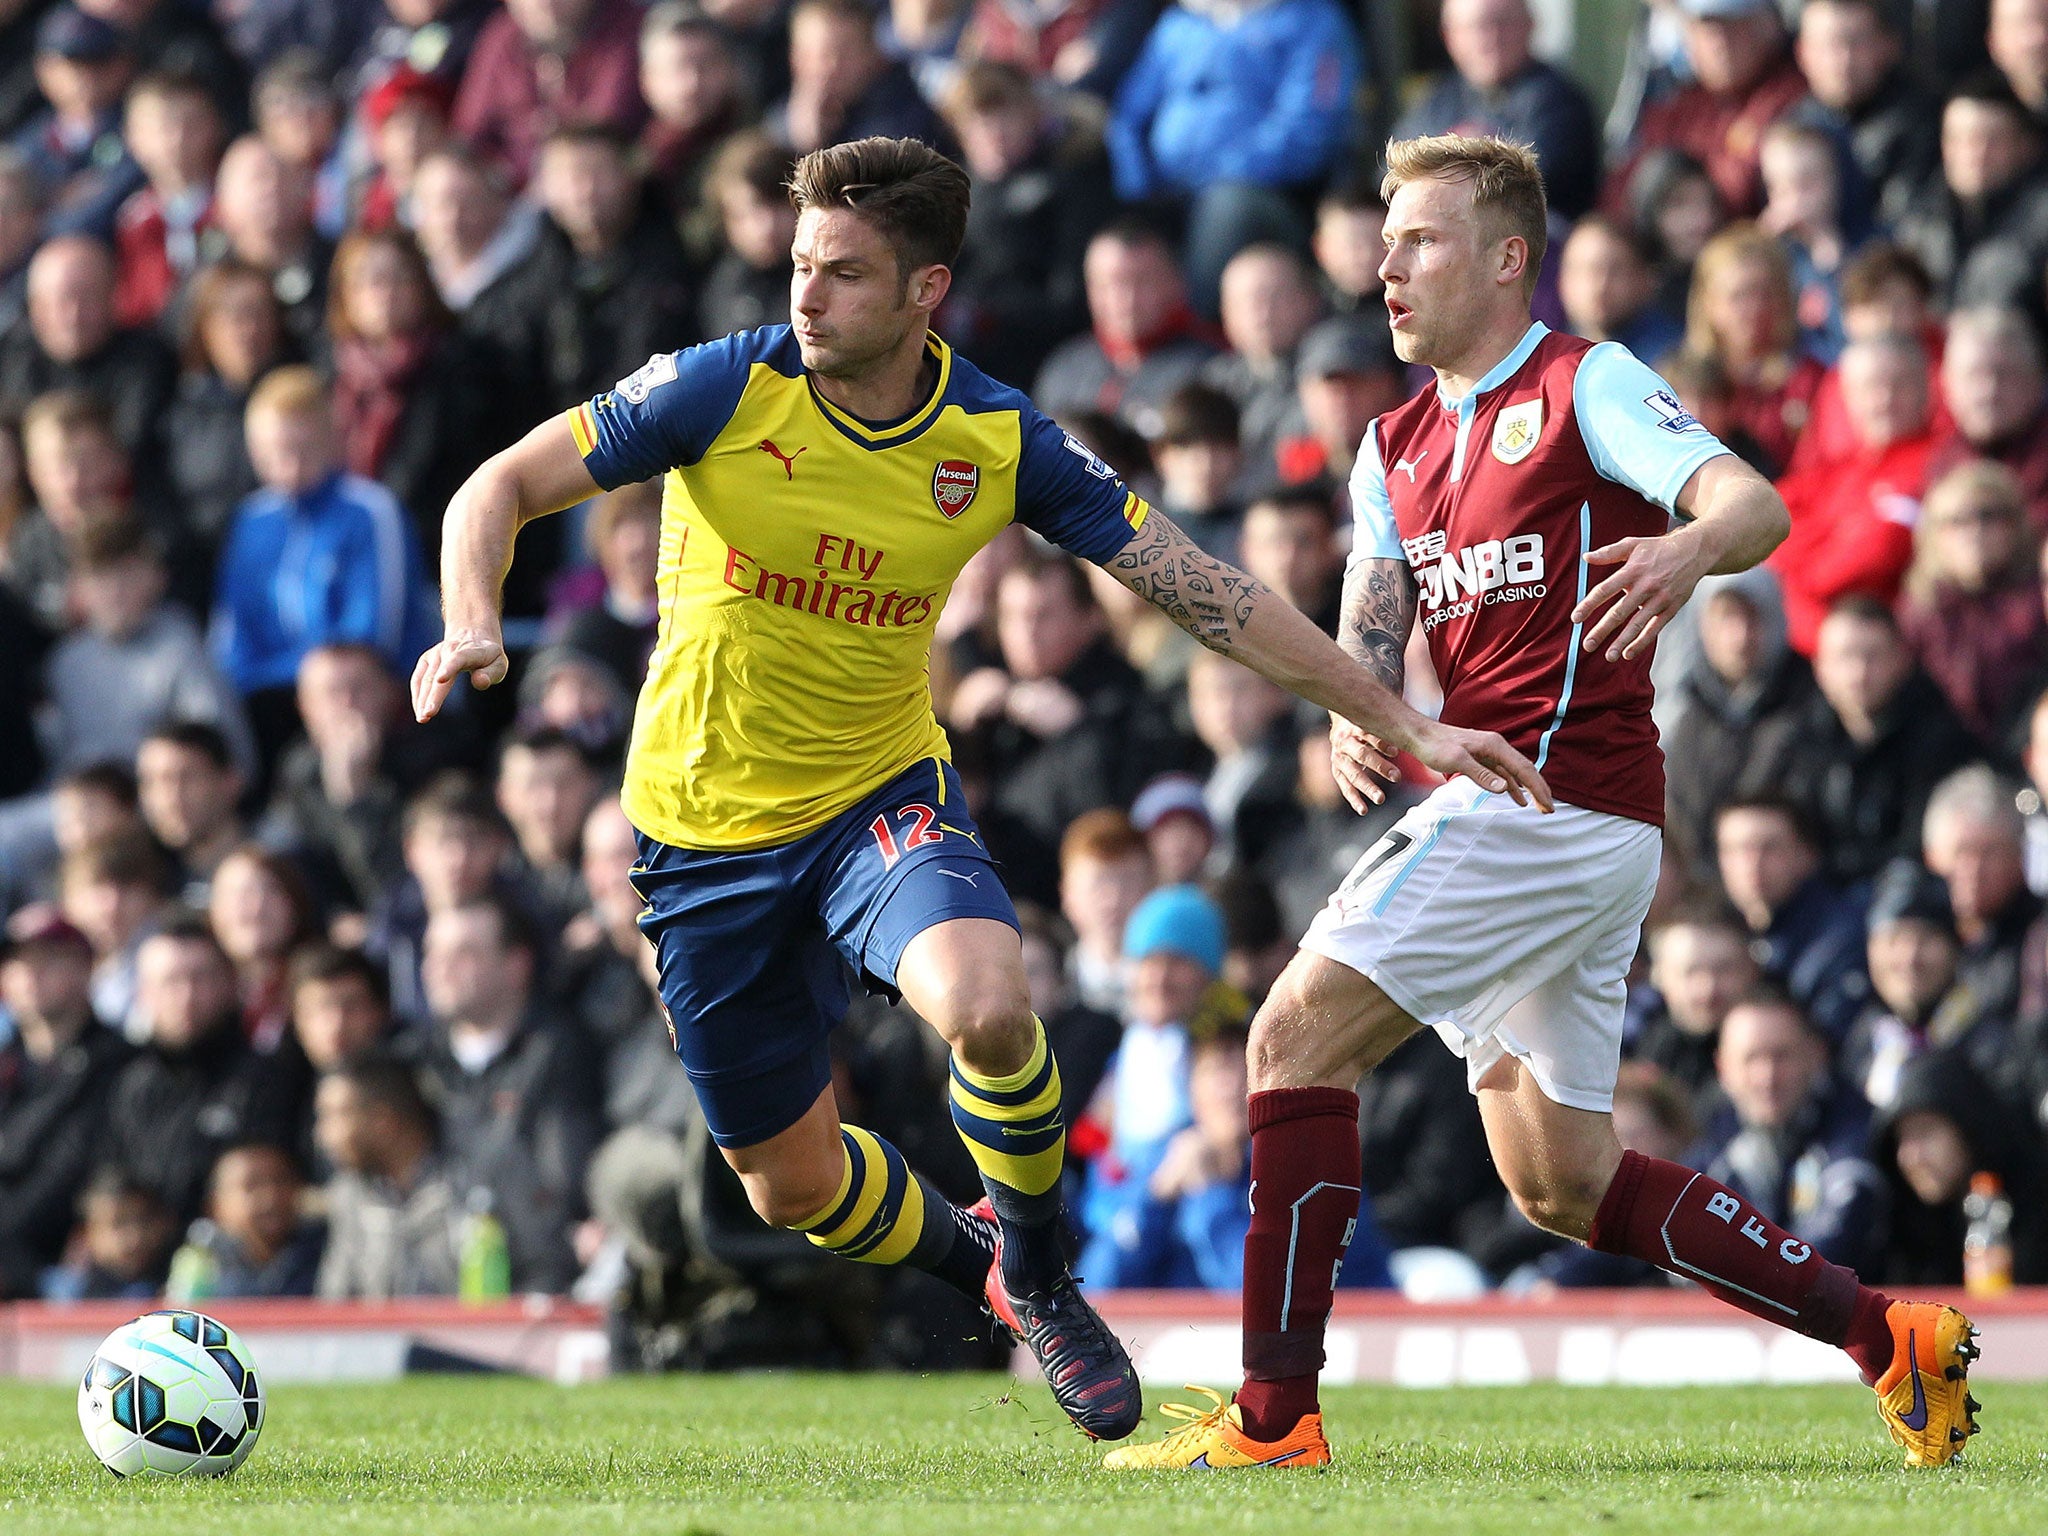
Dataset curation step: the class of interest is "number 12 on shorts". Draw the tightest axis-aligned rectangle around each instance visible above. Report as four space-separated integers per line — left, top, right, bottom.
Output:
870 803 943 867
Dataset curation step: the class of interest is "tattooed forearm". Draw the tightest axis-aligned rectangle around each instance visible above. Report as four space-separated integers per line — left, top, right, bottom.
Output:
1102 508 1424 742
1104 510 1270 652
1338 557 1417 692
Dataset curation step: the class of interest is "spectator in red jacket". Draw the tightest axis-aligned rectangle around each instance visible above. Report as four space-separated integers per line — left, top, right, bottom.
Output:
451 0 647 189
1772 332 1938 653
1681 222 1825 476
1788 242 1945 474
1607 0 1808 219
352 66 454 235
112 72 223 329
1930 307 2048 531
1900 460 2047 743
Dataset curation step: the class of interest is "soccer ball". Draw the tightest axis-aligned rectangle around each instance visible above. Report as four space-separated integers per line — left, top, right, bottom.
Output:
76 1310 265 1477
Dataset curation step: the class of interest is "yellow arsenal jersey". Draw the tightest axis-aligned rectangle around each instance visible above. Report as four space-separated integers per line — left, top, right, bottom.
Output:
570 326 1150 850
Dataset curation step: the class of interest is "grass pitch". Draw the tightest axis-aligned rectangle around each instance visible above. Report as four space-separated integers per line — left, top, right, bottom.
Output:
2 1373 2045 1535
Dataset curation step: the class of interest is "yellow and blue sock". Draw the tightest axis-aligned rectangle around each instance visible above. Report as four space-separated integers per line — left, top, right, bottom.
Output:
948 1016 1068 1294
792 1124 991 1297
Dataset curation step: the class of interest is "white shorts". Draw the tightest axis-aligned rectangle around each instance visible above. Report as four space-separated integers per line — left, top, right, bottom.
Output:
1299 778 1662 1113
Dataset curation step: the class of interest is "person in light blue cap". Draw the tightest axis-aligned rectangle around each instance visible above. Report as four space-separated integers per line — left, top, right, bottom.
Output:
1075 884 1227 1272
1079 883 1396 1289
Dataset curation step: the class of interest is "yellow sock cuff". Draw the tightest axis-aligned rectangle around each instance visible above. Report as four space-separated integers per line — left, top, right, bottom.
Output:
794 1125 927 1266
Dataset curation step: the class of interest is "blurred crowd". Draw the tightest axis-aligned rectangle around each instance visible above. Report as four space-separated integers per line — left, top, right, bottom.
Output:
5 0 2048 1368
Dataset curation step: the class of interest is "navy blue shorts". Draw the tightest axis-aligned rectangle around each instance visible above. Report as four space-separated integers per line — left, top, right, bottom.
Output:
629 757 1018 1149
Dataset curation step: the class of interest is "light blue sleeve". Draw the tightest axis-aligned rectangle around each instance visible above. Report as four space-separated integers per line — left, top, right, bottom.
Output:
1344 418 1403 569
1572 341 1734 518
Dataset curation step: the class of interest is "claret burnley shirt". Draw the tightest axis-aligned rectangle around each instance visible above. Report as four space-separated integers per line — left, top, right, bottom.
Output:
1350 323 1733 826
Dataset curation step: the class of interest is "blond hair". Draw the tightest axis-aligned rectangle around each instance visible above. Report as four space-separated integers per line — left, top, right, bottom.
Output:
1380 134 1548 293
246 363 328 421
1685 223 1798 364
1907 459 2035 602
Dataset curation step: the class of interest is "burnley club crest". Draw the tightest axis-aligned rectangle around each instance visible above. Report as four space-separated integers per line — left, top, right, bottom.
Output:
1492 400 1542 465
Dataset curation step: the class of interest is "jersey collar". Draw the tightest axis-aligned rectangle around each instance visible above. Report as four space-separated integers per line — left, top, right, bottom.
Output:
1435 321 1549 413
807 332 954 451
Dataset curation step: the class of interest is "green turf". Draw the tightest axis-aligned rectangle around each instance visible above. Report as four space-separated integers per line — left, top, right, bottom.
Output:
1 1374 2042 1535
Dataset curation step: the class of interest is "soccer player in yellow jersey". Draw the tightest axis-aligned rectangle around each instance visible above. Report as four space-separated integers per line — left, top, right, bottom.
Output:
413 136 1548 1441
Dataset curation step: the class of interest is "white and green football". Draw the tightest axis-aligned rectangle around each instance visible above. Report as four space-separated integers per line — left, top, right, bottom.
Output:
76 1310 264 1477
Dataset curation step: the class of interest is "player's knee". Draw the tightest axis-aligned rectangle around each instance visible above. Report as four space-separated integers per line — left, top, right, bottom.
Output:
741 1162 846 1231
933 984 1036 1078
1245 1003 1293 1093
1508 1174 1604 1241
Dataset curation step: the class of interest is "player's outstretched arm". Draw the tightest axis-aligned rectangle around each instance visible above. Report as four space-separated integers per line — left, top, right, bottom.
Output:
412 414 602 723
1103 509 1553 811
1574 453 1790 663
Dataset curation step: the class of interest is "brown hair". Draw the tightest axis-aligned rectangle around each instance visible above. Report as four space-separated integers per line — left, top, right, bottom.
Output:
707 130 796 206
1155 381 1240 447
1001 547 1097 615
21 388 117 449
69 511 159 571
788 136 972 277
288 941 388 1006
947 60 1037 119
326 227 451 345
60 829 171 895
1380 133 1548 294
1839 241 1934 311
1685 223 1798 363
213 841 316 953
126 71 215 116
180 257 280 373
1059 807 1150 869
586 478 662 555
1611 1061 1699 1148
402 770 506 841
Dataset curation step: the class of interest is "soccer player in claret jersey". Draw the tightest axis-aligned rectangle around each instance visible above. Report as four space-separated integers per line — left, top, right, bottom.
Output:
1107 133 1982 1472
411 135 1548 1443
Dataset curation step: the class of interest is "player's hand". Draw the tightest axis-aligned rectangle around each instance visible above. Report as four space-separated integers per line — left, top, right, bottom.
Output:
1005 677 1083 738
1574 530 1713 662
946 667 1012 731
412 628 508 722
1408 719 1554 813
1328 720 1401 814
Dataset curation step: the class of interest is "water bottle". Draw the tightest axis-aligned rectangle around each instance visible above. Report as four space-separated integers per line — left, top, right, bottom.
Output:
1963 1172 2014 1297
459 1189 512 1303
164 1231 219 1303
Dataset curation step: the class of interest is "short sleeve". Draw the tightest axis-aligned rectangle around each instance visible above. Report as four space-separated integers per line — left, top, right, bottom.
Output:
568 332 761 490
1572 341 1734 517
1345 419 1402 572
1014 407 1150 562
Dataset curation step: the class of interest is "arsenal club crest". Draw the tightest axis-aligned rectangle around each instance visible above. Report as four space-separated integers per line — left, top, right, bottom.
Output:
932 459 980 518
1492 399 1543 465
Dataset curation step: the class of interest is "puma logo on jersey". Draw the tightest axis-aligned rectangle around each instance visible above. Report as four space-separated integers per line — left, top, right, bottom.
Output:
759 440 808 479
1392 451 1428 482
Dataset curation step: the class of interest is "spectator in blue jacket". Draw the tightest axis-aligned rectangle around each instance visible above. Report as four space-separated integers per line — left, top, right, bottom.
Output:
1082 1010 1394 1289
10 7 142 241
1106 0 1361 316
211 365 437 726
1715 795 1872 1041
1391 0 1601 219
1692 987 1888 1276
